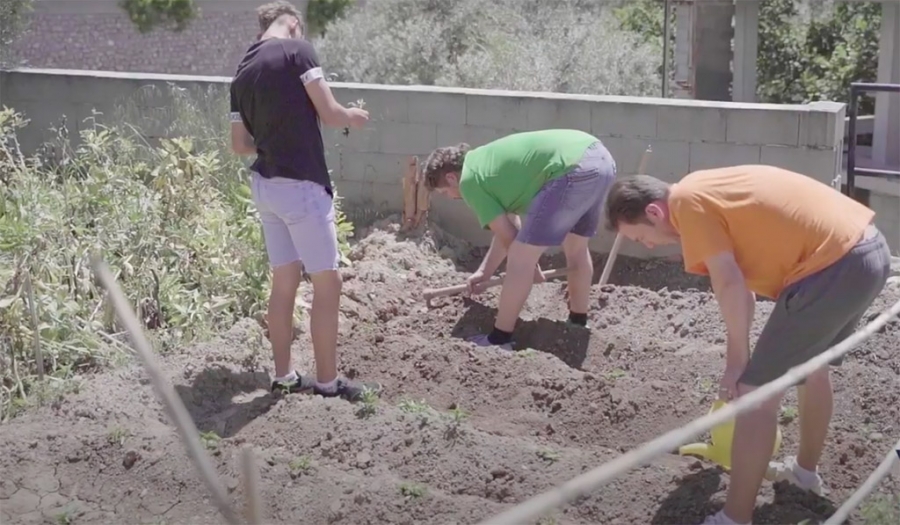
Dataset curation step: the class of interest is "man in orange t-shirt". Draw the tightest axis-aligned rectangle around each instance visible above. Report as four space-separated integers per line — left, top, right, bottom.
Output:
605 165 891 525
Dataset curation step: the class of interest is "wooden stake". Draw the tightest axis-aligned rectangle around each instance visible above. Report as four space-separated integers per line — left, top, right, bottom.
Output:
241 446 263 525
402 156 418 229
24 273 44 381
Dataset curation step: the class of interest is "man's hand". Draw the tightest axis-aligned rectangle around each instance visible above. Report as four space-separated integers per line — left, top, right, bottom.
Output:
347 108 369 129
719 358 747 401
466 270 490 295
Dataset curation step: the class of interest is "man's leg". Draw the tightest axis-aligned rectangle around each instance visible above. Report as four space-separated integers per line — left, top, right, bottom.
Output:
562 233 592 325
796 366 833 472
562 140 615 327
709 225 890 525
493 241 548 333
278 180 381 401
251 174 315 394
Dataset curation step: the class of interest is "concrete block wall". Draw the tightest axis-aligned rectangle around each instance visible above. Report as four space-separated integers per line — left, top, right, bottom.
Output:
0 68 852 257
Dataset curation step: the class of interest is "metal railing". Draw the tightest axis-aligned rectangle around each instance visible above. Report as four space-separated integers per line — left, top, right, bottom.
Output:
845 82 900 197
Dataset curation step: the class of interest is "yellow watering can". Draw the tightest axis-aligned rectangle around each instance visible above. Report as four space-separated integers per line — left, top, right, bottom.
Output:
678 399 783 471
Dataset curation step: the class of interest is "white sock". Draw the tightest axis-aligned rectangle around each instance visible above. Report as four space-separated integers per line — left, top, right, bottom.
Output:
792 461 819 486
715 510 749 525
316 378 338 393
274 370 298 383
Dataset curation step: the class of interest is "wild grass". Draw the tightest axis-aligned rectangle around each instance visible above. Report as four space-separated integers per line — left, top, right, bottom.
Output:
0 85 354 420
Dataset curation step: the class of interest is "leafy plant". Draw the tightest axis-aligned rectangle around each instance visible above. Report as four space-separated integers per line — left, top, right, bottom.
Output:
119 0 197 33
0 84 356 419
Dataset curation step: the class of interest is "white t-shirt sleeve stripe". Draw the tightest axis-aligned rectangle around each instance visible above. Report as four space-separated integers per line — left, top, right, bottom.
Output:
229 112 242 123
300 67 324 85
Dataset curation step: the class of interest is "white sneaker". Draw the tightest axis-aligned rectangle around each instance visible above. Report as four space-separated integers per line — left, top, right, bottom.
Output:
701 510 750 525
766 456 825 496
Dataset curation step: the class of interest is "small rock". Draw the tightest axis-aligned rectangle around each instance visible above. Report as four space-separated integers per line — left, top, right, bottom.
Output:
868 432 883 442
355 452 372 469
688 460 703 471
122 449 141 470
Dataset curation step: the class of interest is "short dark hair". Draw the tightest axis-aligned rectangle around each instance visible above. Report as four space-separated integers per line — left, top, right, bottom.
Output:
422 143 471 190
257 1 303 32
605 175 671 230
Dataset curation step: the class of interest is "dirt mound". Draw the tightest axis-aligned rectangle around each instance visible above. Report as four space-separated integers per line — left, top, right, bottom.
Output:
2 219 899 525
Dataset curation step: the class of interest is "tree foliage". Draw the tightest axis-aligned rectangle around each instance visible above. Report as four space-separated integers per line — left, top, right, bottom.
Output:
315 0 662 97
306 0 355 37
756 0 880 113
119 0 197 33
0 0 32 67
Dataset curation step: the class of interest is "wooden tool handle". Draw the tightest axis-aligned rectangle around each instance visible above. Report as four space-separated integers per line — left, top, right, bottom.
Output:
423 268 568 301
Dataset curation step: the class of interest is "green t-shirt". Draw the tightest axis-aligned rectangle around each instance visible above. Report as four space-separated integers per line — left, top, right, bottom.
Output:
458 129 598 228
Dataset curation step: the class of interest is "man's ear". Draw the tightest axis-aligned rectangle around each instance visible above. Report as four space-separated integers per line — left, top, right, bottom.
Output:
646 202 665 222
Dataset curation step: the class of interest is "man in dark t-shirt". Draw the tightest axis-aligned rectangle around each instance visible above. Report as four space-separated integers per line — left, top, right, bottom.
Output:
229 1 378 402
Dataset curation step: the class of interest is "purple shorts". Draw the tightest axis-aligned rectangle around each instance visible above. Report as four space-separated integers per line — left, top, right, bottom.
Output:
517 141 617 247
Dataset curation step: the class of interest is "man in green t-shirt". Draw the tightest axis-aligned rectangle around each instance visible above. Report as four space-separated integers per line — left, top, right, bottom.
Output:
422 129 617 350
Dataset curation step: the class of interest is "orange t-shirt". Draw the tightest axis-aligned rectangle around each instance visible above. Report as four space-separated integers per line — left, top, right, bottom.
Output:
668 165 875 299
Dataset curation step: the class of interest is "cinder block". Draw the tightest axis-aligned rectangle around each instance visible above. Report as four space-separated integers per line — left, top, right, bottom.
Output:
689 142 761 171
379 122 437 155
591 99 657 139
725 108 801 146
464 126 515 147
760 145 840 187
466 93 529 129
657 105 727 143
328 125 380 154
331 86 409 123
799 101 845 149
430 198 492 247
331 180 373 206
435 124 468 146
525 98 592 132
340 152 408 185
369 181 404 212
600 137 690 182
407 91 466 126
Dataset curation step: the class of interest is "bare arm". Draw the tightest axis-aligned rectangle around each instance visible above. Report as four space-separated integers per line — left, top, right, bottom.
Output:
230 121 256 156
705 251 754 365
479 215 520 276
304 76 356 128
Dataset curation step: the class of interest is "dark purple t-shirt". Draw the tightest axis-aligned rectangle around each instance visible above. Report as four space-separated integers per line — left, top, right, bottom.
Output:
229 37 332 195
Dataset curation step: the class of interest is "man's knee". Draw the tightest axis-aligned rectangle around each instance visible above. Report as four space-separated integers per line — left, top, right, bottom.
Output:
309 268 342 295
271 261 303 296
507 241 545 271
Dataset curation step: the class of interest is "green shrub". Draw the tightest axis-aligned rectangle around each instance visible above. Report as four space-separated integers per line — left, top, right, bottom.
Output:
315 0 662 96
0 86 354 420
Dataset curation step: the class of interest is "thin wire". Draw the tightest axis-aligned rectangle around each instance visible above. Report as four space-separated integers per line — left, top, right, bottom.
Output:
824 437 900 525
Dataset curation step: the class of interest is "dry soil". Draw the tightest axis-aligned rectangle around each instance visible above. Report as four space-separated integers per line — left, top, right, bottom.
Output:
1 218 899 525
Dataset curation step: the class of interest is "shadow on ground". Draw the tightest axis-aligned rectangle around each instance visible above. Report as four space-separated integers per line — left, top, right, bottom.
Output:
174 365 276 439
449 299 591 369
651 468 723 524
650 468 840 525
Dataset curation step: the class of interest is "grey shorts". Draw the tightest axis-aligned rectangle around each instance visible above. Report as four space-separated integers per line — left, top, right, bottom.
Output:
517 141 617 247
250 172 341 273
740 224 892 387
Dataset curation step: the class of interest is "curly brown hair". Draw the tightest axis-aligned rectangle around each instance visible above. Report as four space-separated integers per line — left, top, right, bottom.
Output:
257 1 304 32
422 143 471 190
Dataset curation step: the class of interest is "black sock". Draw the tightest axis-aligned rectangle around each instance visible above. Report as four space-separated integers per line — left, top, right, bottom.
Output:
487 327 513 345
568 312 588 326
